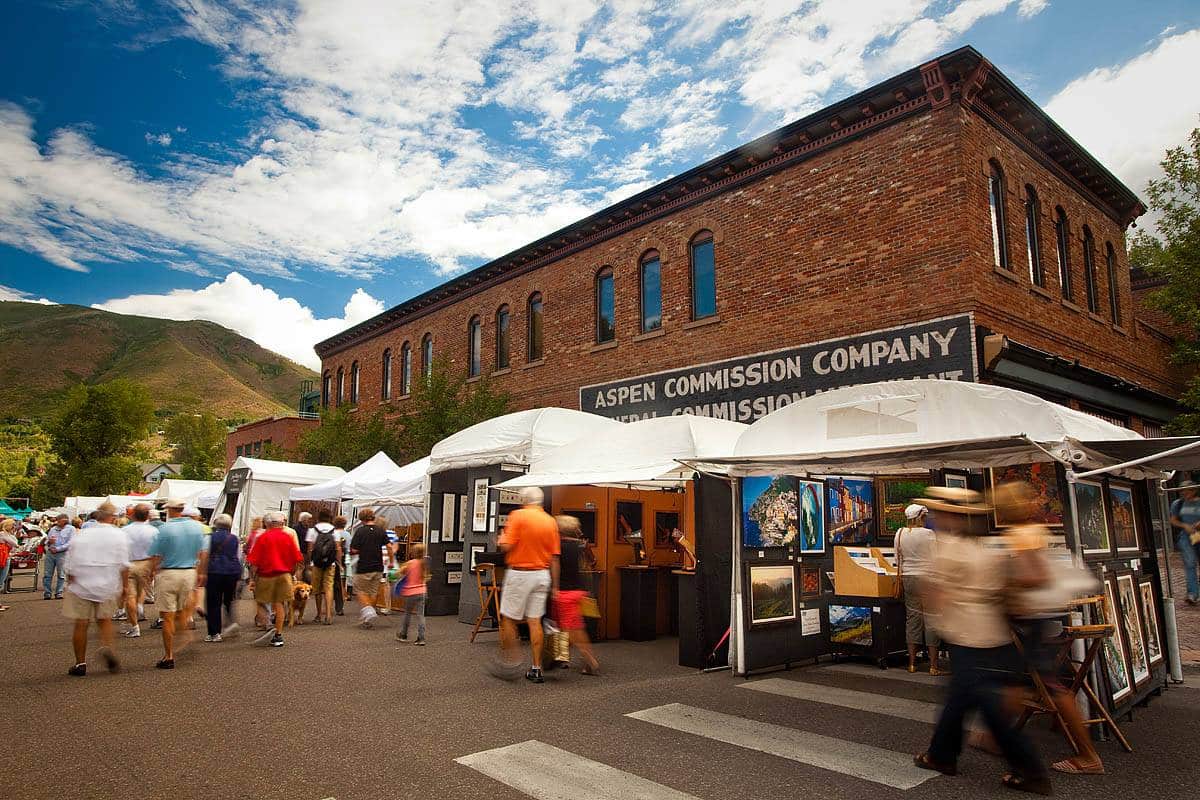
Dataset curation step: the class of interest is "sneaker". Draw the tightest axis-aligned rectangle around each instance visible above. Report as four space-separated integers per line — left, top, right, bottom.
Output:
54 594 63 599
43 594 52 600
100 648 119 673
122 626 141 638
150 618 164 630
253 629 276 646
137 606 146 621
525 667 545 684
415 639 427 647
144 593 155 604
155 658 174 670
204 634 223 643
112 609 128 621
396 631 408 642
377 607 390 616
271 633 284 648
221 622 241 639
68 663 86 676
1187 595 1198 606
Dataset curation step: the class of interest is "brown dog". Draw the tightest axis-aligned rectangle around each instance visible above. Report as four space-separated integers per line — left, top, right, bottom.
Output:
287 582 312 627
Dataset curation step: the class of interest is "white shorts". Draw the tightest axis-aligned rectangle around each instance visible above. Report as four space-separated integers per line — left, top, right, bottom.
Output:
500 569 551 621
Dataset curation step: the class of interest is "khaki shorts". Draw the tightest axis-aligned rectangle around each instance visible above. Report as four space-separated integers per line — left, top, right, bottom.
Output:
63 591 119 621
501 568 551 621
310 565 335 594
126 559 153 597
353 571 383 598
154 569 197 613
255 573 293 604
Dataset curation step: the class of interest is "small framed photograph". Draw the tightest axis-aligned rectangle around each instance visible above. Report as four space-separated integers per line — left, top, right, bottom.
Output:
799 565 821 599
1074 479 1111 557
1108 482 1140 555
446 570 463 585
472 478 489 532
444 550 464 565
747 564 796 627
1138 579 1164 667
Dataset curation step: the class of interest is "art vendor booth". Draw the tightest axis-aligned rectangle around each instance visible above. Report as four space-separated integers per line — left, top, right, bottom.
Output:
691 378 1192 737
215 456 344 537
495 415 745 666
288 452 428 532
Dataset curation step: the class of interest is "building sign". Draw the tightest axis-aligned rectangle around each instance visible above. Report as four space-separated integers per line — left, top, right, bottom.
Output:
579 314 976 422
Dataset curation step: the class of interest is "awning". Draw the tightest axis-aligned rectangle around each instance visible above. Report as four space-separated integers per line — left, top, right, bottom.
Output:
428 408 624 474
345 456 432 506
289 451 402 501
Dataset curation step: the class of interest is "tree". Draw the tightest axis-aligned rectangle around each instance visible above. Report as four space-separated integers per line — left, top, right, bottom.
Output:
398 355 512 457
295 405 406 470
46 379 154 495
166 412 227 480
1131 122 1200 433
24 455 37 478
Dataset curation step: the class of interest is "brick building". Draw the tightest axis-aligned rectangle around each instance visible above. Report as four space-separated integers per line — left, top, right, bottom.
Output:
314 47 1181 434
225 416 318 468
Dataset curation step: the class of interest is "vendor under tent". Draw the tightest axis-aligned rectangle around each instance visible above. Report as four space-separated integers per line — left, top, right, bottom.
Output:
214 456 344 538
424 408 624 616
494 415 746 656
687 378 1186 724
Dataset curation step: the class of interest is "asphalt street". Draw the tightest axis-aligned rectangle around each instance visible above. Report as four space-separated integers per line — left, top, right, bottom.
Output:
2 589 1197 800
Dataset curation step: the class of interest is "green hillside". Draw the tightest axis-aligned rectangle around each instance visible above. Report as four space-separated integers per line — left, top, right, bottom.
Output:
0 301 317 422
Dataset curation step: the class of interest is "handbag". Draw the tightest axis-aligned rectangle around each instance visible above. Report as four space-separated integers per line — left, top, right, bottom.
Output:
579 595 600 618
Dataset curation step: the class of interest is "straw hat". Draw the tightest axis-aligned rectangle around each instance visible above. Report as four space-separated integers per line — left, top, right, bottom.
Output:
915 486 991 515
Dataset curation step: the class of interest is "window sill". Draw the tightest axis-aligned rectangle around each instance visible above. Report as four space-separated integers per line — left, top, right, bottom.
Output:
1060 299 1082 314
991 266 1020 285
466 375 481 384
1029 285 1055 301
347 405 359 413
521 359 545 371
398 394 411 401
589 341 618 353
682 315 720 331
1086 312 1108 326
1112 325 1128 337
491 367 512 377
633 328 666 342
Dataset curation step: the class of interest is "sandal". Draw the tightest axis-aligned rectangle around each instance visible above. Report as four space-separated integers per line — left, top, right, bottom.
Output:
1001 773 1053 795
907 664 916 673
1052 758 1104 775
913 752 957 776
929 667 951 676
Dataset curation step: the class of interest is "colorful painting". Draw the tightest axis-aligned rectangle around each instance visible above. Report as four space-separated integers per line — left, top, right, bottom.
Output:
797 480 825 554
1074 479 1111 556
826 476 875 545
829 604 873 647
742 476 797 549
1117 574 1151 686
990 462 1064 527
800 565 821 598
748 564 796 626
1139 580 1164 666
1109 484 1139 554
881 477 930 538
1098 579 1133 704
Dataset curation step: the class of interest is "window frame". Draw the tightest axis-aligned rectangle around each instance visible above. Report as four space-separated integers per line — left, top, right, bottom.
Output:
595 266 615 344
495 304 510 370
468 316 482 378
987 160 1010 271
1023 186 1044 287
1054 207 1073 301
336 367 345 405
400 342 411 396
1082 225 1099 313
321 371 331 408
349 360 360 404
689 230 717 320
1105 242 1122 326
639 250 662 333
527 291 543 362
381 348 392 400
422 333 433 380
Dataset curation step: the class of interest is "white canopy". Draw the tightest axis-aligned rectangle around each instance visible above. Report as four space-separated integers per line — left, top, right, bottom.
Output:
216 456 345 537
428 408 624 474
155 479 224 508
350 456 432 505
106 494 159 510
226 456 345 485
698 379 1143 477
289 451 402 502
498 415 748 489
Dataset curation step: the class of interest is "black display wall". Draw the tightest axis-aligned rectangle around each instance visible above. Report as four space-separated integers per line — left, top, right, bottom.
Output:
679 475 734 667
425 468 467 617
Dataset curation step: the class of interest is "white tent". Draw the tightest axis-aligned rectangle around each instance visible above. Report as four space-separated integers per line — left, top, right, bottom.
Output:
428 408 624 473
214 456 345 538
351 456 432 505
106 494 159 510
289 451 402 502
65 496 106 517
497 415 748 490
155 479 224 507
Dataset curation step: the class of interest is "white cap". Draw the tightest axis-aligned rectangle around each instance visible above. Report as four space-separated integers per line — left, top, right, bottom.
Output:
904 503 928 520
183 506 201 518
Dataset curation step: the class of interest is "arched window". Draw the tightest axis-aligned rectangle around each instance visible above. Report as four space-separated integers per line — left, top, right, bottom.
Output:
336 367 345 405
400 342 412 396
1082 226 1099 313
1106 242 1122 326
1054 207 1072 301
495 305 510 370
381 348 392 400
350 361 360 404
639 250 662 333
468 316 482 378
321 371 331 408
422 333 433 380
690 230 717 319
527 292 544 362
1024 186 1043 287
987 160 1009 270
595 267 615 343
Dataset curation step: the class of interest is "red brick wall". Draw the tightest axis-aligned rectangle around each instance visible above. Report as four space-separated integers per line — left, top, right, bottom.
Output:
225 417 318 467
320 102 1179 418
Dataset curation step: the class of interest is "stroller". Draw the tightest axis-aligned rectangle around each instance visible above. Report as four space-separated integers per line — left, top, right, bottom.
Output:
5 532 44 592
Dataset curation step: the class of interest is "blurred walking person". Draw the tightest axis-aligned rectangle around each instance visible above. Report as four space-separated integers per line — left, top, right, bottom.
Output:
44 512 75 599
895 503 945 675
395 543 429 645
553 515 599 675
62 502 129 676
306 509 340 624
332 515 348 615
246 511 303 648
147 499 208 670
1170 485 1200 604
116 503 157 637
349 508 392 629
204 513 242 642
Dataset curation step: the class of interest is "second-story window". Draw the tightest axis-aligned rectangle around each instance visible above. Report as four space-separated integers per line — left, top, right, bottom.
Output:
1106 242 1122 326
496 305 510 369
691 230 717 319
350 361 360 404
336 367 344 405
422 333 433 380
468 316 481 377
1024 186 1044 287
321 371 331 408
400 342 411 395
988 160 1009 271
1082 225 1099 313
381 348 392 400
595 267 615 343
639 250 662 333
1055 207 1073 301
527 292 543 362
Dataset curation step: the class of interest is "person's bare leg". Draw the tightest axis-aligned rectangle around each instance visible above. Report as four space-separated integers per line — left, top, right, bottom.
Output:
174 610 193 652
124 585 138 625
907 643 918 671
527 616 544 669
323 588 333 621
72 619 89 664
96 618 115 651
568 629 599 671
272 602 286 635
499 616 521 664
161 612 175 660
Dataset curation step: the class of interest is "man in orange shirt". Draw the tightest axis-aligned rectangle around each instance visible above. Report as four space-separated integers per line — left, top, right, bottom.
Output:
495 487 560 683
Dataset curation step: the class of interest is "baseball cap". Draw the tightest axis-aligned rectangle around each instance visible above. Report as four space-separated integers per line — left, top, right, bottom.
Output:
904 503 928 520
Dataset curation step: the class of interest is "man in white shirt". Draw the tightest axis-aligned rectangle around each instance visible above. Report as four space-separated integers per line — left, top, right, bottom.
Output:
115 503 158 637
63 502 130 676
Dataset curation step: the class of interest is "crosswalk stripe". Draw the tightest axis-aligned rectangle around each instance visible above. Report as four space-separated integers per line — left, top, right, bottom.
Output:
455 740 702 800
627 703 936 790
820 662 949 686
738 677 981 730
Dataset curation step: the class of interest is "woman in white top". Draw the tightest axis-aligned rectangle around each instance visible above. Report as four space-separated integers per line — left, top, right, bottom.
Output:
895 503 943 674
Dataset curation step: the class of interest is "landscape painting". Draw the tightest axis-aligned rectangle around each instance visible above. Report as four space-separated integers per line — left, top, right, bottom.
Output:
1109 484 1139 554
990 462 1063 527
1075 479 1111 556
826 477 875 545
1117 574 1151 686
797 480 825 554
748 564 796 626
1099 580 1133 704
829 604 873 647
742 475 797 549
881 477 930 538
1139 580 1164 666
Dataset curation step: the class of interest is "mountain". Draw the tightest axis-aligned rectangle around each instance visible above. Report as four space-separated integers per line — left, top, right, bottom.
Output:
0 301 317 422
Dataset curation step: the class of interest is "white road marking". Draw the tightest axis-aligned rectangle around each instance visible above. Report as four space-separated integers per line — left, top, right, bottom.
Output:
627 703 936 790
455 740 702 800
820 662 949 686
739 677 979 729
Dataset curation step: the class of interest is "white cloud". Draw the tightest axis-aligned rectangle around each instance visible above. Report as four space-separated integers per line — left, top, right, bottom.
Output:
1017 0 1049 18
1045 29 1200 206
0 284 55 305
144 132 172 146
92 271 383 369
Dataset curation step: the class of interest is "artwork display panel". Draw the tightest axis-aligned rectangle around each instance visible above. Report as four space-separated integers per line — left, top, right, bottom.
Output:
826 476 874 545
1116 574 1151 686
1098 579 1133 704
615 501 643 545
797 479 825 554
1073 479 1111 556
880 477 930 539
1108 483 1139 555
829 604 873 647
1139 580 1164 666
655 511 680 548
799 565 821 599
742 476 798 549
990 463 1063 527
472 478 489 532
748 564 796 626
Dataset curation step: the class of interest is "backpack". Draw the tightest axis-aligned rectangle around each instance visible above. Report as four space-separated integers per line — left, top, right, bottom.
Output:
311 529 338 568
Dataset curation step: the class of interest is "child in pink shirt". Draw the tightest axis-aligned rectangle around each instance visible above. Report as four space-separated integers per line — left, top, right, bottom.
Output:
395 543 429 645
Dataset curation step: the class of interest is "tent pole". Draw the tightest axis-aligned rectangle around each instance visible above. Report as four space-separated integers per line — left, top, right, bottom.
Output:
1072 437 1200 480
1157 479 1185 682
730 478 743 675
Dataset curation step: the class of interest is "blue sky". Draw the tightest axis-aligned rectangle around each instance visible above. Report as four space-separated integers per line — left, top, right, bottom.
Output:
1 0 1198 369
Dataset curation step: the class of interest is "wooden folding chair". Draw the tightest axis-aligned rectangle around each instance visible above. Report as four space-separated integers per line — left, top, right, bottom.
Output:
469 562 501 642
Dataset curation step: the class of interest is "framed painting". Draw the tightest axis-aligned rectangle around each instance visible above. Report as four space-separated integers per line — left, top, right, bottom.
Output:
741 476 798 549
1139 579 1164 667
826 476 875 545
1098 578 1133 705
990 463 1063 528
797 479 825 554
1108 483 1140 555
880 476 930 539
1116 574 1151 687
943 471 969 490
829 604 873 647
655 511 680 548
747 564 796 626
615 501 643 545
1073 479 1111 557
442 492 458 543
472 478 489 532
799 565 821 599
